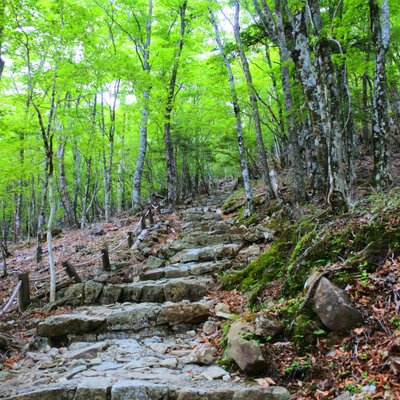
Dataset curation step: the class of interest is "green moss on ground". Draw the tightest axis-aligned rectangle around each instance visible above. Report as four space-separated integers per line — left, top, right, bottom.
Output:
220 188 400 308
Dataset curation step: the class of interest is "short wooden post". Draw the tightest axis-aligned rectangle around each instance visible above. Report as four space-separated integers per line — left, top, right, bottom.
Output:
18 273 31 312
127 232 133 248
62 261 82 283
140 215 146 230
101 248 111 271
148 207 154 225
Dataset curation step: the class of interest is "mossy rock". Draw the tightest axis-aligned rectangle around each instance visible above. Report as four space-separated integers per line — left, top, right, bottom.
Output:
292 314 322 352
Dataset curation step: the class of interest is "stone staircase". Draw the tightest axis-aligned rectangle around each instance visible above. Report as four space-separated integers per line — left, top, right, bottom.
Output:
0 185 290 400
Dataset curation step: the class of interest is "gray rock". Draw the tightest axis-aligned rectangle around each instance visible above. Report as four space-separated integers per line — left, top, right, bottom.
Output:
140 284 165 303
175 387 290 400
38 314 106 338
139 270 166 281
107 303 161 331
62 342 107 360
121 284 143 303
101 285 123 304
254 314 283 338
157 303 209 325
227 320 268 376
92 362 122 372
244 226 274 243
189 343 216 365
111 380 168 400
58 283 85 306
84 281 103 305
74 377 112 400
201 365 228 380
202 321 219 335
164 280 207 302
146 256 166 270
4 385 76 400
312 277 363 332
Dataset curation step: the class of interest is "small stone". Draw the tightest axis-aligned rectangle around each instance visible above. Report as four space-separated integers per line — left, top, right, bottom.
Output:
149 343 168 354
201 365 228 380
202 321 218 335
215 303 230 314
189 343 216 365
160 358 178 369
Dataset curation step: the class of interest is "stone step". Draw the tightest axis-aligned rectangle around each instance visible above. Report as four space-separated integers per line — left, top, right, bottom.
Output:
183 212 222 223
37 301 211 340
56 276 212 307
182 220 233 233
169 244 241 264
182 232 242 247
139 260 230 281
3 378 290 400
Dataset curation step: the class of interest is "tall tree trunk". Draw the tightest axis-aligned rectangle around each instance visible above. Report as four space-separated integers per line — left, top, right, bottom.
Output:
132 0 153 208
81 157 92 229
0 2 5 81
164 0 187 207
369 0 391 186
274 0 306 202
209 5 254 214
101 80 120 222
57 134 74 227
232 0 275 199
133 88 150 208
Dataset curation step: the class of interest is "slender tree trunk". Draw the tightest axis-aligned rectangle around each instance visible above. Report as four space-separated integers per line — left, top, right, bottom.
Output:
362 72 371 150
132 0 153 208
80 157 92 229
209 5 254 214
274 0 306 202
164 0 187 207
72 139 80 223
57 135 74 227
47 168 56 303
133 88 150 207
0 3 5 81
232 0 274 199
369 0 391 186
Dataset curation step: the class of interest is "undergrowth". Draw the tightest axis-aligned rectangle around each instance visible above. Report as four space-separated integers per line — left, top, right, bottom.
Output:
220 188 400 309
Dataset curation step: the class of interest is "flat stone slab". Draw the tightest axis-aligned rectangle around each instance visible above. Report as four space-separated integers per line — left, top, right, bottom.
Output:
139 261 229 281
37 314 106 337
38 301 210 338
170 244 240 264
116 277 212 304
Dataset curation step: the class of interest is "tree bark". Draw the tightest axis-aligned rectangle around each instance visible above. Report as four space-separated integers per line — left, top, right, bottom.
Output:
132 0 153 208
369 0 391 186
209 5 254 214
274 0 306 202
232 0 274 199
164 0 187 207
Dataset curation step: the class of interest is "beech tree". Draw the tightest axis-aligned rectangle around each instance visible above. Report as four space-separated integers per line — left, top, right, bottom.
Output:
0 0 398 264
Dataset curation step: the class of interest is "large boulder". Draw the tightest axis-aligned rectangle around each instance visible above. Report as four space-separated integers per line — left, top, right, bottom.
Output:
37 314 106 337
227 320 268 376
311 277 363 332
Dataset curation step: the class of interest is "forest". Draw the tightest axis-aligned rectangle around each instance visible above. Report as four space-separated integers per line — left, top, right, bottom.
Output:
0 0 400 398
0 0 398 242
